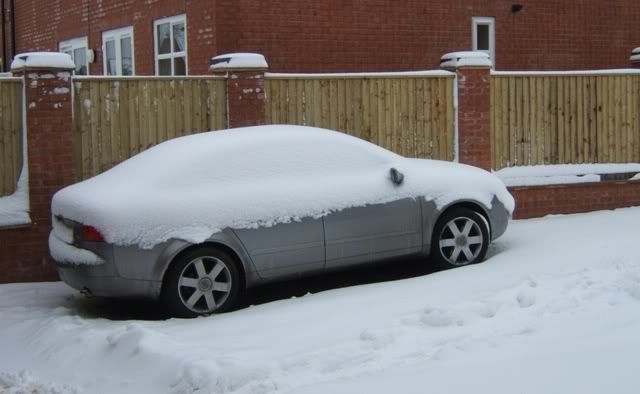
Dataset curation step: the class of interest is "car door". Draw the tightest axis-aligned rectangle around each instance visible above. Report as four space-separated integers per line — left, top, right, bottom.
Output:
232 217 325 279
323 197 422 268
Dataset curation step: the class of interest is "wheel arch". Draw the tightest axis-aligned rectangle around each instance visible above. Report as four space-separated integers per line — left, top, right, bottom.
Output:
155 234 257 295
436 200 492 236
423 199 493 253
163 242 247 290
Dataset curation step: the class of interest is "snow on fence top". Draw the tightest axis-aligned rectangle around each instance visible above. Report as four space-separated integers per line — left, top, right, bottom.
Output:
440 51 493 69
265 70 454 79
495 163 640 187
10 52 75 71
492 69 640 76
209 53 268 71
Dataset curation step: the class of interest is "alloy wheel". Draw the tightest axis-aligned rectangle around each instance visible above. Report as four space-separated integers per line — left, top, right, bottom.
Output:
177 256 232 313
438 216 484 266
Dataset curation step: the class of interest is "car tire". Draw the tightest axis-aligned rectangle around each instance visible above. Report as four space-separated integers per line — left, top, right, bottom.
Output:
431 208 490 269
162 247 241 318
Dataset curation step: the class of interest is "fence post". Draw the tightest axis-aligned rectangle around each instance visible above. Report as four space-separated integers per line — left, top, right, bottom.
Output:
0 52 75 282
209 53 268 128
631 48 640 68
441 51 493 170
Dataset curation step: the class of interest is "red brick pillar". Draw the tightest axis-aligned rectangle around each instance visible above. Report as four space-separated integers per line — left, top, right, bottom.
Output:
0 52 75 283
209 53 268 128
631 48 640 69
441 51 493 170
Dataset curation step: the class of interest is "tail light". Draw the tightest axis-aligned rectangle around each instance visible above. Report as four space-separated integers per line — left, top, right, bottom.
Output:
83 225 105 242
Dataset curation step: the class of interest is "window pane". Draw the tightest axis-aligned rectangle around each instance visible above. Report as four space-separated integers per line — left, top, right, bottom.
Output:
74 47 87 75
121 36 133 76
173 22 186 52
105 40 117 75
174 57 186 75
476 24 490 51
157 23 171 54
158 58 172 75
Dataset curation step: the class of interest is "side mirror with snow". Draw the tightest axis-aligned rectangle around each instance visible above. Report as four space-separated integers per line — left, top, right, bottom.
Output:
389 168 404 186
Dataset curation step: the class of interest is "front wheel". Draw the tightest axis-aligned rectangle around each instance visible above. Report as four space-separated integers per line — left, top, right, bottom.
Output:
431 208 490 269
162 247 241 318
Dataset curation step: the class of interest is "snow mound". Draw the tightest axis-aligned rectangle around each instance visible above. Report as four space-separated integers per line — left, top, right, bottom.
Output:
0 371 78 394
52 125 513 249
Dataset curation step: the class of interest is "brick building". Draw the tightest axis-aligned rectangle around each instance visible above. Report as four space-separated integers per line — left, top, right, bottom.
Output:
1 0 639 75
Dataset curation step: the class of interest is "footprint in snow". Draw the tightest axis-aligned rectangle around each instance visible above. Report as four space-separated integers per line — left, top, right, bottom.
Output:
359 329 395 349
516 292 536 308
421 307 461 327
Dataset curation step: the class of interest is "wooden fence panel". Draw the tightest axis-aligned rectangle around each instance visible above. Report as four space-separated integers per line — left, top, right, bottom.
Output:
72 77 227 181
491 73 640 169
0 78 23 197
265 75 456 161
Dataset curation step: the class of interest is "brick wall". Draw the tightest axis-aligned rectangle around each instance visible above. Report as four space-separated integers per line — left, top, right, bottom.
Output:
4 0 640 75
455 67 492 170
510 181 640 220
0 66 75 283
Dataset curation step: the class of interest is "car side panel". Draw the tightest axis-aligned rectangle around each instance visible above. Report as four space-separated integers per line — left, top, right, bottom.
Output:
324 198 422 268
111 229 262 294
232 217 325 279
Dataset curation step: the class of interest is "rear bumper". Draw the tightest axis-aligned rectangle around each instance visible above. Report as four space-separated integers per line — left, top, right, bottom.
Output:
57 264 161 298
50 230 162 299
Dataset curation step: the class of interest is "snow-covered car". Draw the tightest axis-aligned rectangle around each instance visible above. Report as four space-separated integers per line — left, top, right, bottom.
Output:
49 125 514 317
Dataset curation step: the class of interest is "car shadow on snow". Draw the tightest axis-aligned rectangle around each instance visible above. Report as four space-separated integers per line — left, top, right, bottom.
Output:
68 256 442 321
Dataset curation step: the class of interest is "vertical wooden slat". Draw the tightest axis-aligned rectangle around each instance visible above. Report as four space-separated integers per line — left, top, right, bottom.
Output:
535 77 545 165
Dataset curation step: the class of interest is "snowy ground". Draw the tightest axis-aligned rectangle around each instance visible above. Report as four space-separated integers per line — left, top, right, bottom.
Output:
1 207 640 394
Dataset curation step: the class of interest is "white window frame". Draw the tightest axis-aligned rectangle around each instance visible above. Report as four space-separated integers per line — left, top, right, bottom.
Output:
472 17 495 66
59 37 89 75
102 26 135 76
153 14 188 76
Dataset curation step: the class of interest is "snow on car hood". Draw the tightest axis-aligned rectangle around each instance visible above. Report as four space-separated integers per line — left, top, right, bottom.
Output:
52 126 514 249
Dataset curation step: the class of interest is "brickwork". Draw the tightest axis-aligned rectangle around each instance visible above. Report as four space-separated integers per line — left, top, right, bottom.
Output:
0 65 75 283
3 0 640 75
224 71 267 128
455 67 492 170
510 181 640 220
7 0 216 75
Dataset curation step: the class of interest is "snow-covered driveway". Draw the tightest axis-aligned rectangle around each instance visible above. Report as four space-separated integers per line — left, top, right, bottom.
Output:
1 208 640 394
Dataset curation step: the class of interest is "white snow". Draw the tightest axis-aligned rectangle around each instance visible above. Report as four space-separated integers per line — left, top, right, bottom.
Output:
495 163 640 187
1 207 640 393
209 53 268 70
0 170 30 227
51 125 513 250
441 51 493 69
266 70 454 79
10 52 75 71
493 69 640 76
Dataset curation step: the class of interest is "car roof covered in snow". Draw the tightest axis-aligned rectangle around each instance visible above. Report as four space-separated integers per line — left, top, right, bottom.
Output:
52 125 513 249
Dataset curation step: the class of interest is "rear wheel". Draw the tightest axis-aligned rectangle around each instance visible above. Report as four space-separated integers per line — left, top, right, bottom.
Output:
431 208 489 269
162 247 241 318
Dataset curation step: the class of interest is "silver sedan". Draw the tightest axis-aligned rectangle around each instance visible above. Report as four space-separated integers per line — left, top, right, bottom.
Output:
49 126 513 317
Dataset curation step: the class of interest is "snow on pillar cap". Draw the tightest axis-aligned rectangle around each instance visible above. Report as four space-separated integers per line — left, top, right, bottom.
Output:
631 47 640 63
11 52 75 71
209 53 268 71
440 51 492 69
